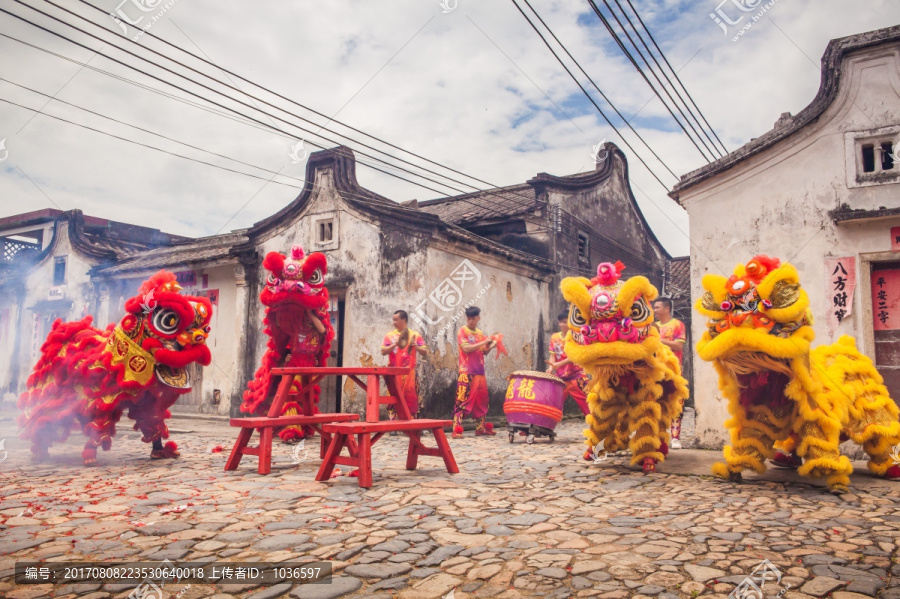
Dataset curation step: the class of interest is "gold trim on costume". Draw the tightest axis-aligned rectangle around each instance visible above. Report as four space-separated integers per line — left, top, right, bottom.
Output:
105 327 156 386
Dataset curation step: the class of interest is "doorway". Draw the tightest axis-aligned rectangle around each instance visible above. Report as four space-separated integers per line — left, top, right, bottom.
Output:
871 261 900 404
318 293 345 413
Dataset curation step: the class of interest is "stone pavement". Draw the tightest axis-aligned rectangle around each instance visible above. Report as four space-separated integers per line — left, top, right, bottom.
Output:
1 409 899 599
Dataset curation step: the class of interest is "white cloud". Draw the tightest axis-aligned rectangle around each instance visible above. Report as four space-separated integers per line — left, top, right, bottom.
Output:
1 0 898 257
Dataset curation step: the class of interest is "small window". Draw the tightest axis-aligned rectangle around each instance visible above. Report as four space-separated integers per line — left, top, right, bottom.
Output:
53 257 66 285
882 142 895 170
862 145 875 173
577 232 590 263
317 220 334 243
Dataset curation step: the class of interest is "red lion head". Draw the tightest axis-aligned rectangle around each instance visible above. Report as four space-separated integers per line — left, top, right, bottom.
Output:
261 244 328 310
120 271 213 383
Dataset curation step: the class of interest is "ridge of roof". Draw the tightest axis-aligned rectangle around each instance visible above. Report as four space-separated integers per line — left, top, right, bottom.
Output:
670 25 900 200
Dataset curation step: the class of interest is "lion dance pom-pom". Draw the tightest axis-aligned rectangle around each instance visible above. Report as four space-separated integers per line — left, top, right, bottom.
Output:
561 262 688 474
18 271 213 465
696 255 900 493
240 244 334 442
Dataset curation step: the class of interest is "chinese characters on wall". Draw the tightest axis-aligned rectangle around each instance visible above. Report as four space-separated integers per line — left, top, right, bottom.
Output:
872 268 900 331
825 257 857 335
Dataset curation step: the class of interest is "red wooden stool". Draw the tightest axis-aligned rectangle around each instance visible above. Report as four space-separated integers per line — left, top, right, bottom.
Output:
316 420 458 488
315 349 458 488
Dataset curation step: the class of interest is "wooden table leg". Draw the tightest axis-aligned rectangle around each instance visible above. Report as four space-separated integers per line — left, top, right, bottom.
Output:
315 432 345 482
357 433 372 488
365 375 380 423
258 427 273 475
432 428 459 474
405 431 420 471
225 427 253 471
319 431 331 459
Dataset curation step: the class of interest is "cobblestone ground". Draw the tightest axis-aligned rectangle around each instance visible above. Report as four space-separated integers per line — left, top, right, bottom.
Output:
1 410 899 599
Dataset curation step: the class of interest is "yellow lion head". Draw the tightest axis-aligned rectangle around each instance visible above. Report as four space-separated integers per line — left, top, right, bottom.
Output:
560 261 660 367
696 255 814 362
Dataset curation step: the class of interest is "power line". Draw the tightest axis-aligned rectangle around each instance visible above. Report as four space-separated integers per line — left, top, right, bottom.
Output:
508 0 674 192
518 0 678 180
12 0 567 230
5 2 516 203
0 25 552 244
0 76 311 186
584 0 717 162
4 1 673 268
0 95 306 187
62 0 556 219
621 0 727 155
609 0 726 157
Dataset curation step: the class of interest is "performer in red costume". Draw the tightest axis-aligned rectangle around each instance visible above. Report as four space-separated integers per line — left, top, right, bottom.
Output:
547 310 590 416
240 244 334 442
18 271 213 465
452 306 498 438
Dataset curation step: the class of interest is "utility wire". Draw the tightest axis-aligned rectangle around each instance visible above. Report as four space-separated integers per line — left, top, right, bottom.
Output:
609 0 725 157
508 0 673 192
621 0 727 155
0 24 554 242
0 96 304 187
61 0 556 218
585 0 716 162
518 0 678 180
4 1 670 266
10 0 474 198
0 76 309 186
6 1 539 211
597 0 719 160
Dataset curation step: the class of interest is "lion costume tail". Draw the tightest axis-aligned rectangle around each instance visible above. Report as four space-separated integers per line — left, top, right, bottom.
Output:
18 316 106 456
813 336 900 478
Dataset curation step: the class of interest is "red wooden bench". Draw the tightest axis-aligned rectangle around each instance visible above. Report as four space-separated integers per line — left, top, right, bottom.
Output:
225 368 360 475
316 349 458 488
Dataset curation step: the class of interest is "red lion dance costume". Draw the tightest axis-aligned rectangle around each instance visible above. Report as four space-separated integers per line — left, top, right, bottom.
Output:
18 272 213 465
240 244 333 442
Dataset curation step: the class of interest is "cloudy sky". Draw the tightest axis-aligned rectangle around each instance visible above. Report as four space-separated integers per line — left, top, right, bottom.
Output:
0 0 898 256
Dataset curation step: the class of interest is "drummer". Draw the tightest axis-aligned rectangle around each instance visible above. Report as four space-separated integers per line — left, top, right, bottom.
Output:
546 310 590 416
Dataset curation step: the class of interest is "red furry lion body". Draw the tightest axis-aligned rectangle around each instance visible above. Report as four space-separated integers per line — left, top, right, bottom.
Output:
240 245 334 441
17 271 213 464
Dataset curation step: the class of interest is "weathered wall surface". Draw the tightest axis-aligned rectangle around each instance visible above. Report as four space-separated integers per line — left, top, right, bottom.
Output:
680 44 900 447
1 221 100 398
244 162 553 421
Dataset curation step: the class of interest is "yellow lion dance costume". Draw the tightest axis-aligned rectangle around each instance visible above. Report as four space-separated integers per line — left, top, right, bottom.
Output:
697 255 900 494
561 262 688 473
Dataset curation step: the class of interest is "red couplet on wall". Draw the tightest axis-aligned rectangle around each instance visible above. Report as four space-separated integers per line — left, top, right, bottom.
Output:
872 269 900 331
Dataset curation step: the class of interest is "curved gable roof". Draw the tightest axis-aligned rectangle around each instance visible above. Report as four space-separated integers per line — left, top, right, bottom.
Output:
671 25 900 200
529 143 671 261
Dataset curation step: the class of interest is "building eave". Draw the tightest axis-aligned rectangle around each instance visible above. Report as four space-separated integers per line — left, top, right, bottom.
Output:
830 205 900 225
670 25 900 203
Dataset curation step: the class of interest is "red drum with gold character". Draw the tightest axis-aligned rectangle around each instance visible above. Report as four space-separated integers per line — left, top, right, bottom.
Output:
504 370 566 444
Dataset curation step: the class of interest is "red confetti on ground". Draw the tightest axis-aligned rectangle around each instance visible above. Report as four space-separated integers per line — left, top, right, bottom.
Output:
210 445 224 453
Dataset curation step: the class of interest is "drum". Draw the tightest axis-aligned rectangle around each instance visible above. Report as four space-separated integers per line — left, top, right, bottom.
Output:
504 370 566 443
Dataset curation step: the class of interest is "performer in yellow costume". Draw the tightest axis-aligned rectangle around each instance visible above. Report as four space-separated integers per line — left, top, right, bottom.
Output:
561 262 688 473
696 255 900 494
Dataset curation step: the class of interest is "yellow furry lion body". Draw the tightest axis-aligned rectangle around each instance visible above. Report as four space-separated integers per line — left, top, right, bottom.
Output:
561 263 688 471
696 255 900 493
